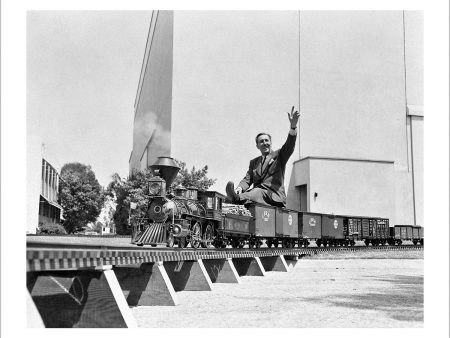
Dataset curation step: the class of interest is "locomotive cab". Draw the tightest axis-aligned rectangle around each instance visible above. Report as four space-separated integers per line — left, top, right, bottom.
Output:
198 190 226 221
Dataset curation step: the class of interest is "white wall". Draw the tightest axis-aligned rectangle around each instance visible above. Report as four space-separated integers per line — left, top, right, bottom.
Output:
298 11 406 165
291 158 395 221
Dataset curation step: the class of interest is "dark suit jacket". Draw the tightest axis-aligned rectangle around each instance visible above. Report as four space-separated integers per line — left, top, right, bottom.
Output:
238 132 296 206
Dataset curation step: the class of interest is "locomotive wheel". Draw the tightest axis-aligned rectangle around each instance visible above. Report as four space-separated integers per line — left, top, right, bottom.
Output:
189 222 202 249
201 224 213 248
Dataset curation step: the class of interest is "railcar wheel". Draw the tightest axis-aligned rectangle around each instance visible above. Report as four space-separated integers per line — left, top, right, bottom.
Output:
364 239 370 247
267 240 273 248
255 240 261 249
201 224 213 248
316 239 321 247
189 222 202 249
238 239 245 248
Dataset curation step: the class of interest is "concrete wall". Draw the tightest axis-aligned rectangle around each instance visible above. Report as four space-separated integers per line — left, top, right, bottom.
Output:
130 10 174 171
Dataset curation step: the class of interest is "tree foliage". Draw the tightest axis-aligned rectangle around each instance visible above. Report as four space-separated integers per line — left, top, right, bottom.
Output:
171 160 217 191
107 159 217 235
59 163 105 234
37 222 67 235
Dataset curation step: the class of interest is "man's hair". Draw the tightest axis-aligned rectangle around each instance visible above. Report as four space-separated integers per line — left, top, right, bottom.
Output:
255 132 272 144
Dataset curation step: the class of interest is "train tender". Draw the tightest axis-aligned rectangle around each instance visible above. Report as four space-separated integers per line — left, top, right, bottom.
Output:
132 157 424 248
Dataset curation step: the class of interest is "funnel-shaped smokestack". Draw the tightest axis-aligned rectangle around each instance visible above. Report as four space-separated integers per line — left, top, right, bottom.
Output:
150 156 180 187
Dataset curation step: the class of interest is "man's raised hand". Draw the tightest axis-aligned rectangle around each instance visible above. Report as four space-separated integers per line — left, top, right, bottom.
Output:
287 106 300 129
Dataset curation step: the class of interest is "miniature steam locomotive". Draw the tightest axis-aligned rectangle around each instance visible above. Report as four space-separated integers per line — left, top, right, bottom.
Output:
131 157 423 248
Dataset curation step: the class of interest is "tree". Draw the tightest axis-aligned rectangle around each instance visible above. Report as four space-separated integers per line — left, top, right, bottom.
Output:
107 159 217 235
171 160 217 191
59 163 105 234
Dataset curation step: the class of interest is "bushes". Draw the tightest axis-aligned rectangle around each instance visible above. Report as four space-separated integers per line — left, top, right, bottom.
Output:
37 222 67 235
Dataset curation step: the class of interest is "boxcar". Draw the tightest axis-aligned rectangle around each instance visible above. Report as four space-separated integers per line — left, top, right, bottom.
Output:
248 204 276 238
392 225 414 245
320 214 345 246
369 218 390 245
298 211 322 247
275 208 299 247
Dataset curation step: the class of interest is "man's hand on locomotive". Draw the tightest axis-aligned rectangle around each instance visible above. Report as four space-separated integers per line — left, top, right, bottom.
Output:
227 106 300 206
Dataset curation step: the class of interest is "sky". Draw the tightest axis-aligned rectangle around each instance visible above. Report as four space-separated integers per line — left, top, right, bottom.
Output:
27 11 153 187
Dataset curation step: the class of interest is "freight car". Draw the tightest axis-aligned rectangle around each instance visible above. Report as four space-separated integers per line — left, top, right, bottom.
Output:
132 157 423 249
389 225 424 246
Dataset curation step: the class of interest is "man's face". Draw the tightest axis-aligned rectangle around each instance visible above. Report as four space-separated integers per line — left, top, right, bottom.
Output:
256 134 272 156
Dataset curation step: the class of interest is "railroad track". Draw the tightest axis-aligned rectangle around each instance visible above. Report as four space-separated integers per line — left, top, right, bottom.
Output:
26 240 423 272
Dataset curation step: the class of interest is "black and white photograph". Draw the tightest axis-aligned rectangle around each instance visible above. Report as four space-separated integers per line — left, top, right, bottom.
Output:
1 0 449 336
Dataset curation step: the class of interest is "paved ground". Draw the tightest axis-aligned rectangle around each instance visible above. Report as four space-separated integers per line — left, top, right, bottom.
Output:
132 251 423 328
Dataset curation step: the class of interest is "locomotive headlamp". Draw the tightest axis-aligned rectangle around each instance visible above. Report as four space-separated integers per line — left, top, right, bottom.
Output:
148 176 166 196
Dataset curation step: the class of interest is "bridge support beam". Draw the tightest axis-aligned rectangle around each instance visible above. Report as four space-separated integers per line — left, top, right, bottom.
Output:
284 255 300 269
259 255 289 272
203 258 240 283
164 259 213 291
232 257 266 276
27 266 137 328
114 262 178 306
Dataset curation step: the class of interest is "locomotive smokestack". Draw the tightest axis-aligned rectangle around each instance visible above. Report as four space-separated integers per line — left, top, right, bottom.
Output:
150 156 180 188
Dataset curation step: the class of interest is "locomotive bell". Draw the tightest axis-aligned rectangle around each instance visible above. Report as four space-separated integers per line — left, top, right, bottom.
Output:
150 156 180 188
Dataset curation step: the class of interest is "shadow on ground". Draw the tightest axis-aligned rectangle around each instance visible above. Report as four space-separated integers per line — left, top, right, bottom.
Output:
300 274 423 322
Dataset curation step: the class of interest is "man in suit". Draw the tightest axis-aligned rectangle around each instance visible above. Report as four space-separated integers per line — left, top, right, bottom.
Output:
226 106 300 207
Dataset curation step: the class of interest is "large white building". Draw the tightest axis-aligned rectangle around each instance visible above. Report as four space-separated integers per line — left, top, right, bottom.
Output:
130 11 423 226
